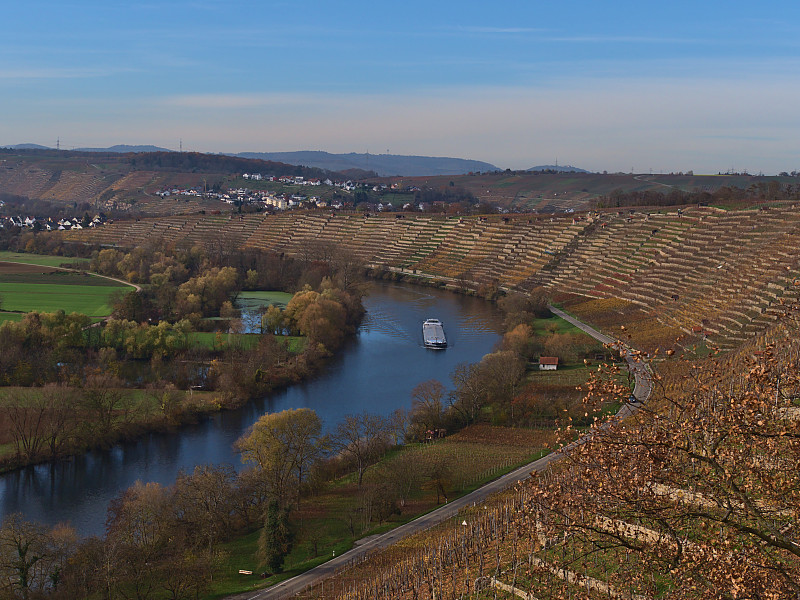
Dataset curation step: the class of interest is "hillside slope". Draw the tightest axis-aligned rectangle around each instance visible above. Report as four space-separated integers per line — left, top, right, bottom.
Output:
379 171 800 212
61 206 800 599
7 149 795 215
0 149 343 214
235 150 499 176
63 205 800 352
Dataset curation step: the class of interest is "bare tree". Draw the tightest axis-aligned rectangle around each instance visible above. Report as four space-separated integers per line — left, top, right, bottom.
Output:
331 412 391 486
329 246 367 293
1 389 48 462
409 379 446 437
173 464 237 552
80 372 132 438
449 362 488 425
0 514 74 600
105 481 175 600
235 408 327 507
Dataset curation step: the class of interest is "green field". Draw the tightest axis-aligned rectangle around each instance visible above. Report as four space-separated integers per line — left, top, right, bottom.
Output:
0 274 133 317
532 313 587 336
190 332 306 353
0 251 90 268
236 290 294 310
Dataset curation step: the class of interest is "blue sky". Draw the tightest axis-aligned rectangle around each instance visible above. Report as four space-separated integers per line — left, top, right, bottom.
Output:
3 0 799 173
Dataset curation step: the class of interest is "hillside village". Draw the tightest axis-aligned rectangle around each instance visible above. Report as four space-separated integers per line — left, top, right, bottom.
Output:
156 172 428 212
0 213 105 231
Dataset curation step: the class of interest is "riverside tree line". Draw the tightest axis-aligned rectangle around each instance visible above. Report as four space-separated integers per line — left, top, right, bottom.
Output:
0 239 366 468
0 268 605 599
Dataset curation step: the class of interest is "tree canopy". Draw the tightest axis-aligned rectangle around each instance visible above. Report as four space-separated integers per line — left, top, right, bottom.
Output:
236 408 327 507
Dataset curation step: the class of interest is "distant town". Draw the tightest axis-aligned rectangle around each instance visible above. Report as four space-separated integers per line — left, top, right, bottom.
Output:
156 172 428 213
0 199 107 231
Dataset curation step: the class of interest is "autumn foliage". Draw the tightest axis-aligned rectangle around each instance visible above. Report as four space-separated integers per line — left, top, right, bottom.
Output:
303 310 800 599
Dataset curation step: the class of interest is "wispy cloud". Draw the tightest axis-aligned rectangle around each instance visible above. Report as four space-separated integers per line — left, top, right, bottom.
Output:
0 67 122 80
698 135 781 142
446 27 704 45
160 93 329 109
452 26 547 34
544 35 707 44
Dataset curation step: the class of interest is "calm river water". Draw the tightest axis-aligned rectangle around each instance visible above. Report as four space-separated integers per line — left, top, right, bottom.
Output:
0 282 504 536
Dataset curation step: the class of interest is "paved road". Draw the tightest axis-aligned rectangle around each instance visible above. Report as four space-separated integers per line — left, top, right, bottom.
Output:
549 305 652 407
228 306 652 600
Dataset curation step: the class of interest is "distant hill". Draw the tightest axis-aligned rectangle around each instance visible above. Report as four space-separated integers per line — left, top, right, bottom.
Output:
0 148 349 216
527 164 590 173
76 144 173 153
235 151 499 177
3 143 173 153
3 145 498 176
4 143 53 150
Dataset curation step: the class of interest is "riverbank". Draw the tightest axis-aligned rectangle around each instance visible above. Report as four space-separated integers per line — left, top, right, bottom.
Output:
201 424 560 599
0 329 357 474
0 385 216 473
0 281 506 536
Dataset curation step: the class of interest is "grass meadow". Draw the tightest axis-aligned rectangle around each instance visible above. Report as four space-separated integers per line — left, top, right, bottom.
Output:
0 251 90 268
0 273 132 319
0 260 133 321
205 424 556 598
237 290 294 310
190 332 306 353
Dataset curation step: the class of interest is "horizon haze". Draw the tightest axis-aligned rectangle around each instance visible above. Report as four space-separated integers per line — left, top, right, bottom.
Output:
3 0 799 174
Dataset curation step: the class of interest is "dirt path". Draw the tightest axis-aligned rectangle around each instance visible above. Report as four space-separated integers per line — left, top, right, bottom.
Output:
0 260 141 293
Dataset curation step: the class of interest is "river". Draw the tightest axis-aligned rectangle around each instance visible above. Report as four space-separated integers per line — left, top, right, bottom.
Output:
0 281 504 537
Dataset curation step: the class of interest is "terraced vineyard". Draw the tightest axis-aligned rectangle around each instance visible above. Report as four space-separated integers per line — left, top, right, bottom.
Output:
298 321 800 600
55 204 800 599
64 205 800 351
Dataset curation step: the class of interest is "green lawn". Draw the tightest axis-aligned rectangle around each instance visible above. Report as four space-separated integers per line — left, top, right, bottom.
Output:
236 291 294 310
0 312 23 323
533 313 591 336
191 332 262 350
0 282 130 317
191 332 306 353
0 251 89 268
205 426 554 598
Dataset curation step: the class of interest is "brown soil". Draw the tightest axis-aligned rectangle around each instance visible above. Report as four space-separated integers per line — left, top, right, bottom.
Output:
0 261 57 275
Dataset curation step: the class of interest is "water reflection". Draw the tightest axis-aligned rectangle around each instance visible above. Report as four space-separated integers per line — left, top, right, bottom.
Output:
0 282 503 536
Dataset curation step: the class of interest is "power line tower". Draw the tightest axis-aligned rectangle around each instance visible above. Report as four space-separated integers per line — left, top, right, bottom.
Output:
56 138 60 151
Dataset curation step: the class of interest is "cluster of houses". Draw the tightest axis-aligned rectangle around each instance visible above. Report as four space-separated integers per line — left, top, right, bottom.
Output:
0 214 105 231
156 173 381 213
242 173 359 191
153 174 445 214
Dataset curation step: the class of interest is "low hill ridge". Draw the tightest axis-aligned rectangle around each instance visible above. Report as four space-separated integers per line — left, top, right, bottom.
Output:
234 150 499 176
527 164 590 173
76 144 173 153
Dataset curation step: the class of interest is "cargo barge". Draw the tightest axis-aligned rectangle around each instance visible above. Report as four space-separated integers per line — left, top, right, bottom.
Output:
422 318 447 349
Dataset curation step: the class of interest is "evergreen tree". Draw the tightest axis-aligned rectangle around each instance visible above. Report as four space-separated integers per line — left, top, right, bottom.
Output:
258 500 293 574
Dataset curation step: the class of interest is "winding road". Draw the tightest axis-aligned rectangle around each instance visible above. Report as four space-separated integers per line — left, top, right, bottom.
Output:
0 259 141 293
228 305 652 600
